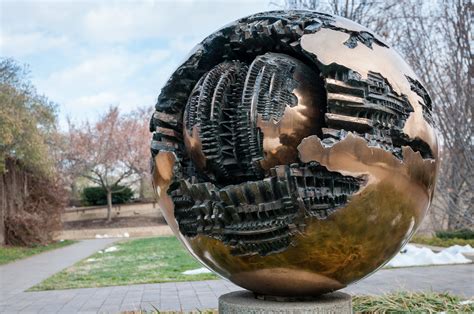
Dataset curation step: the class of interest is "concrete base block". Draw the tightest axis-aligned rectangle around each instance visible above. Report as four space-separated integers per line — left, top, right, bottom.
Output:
218 290 352 314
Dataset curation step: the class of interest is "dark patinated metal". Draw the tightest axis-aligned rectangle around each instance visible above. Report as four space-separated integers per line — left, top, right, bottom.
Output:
149 10 438 297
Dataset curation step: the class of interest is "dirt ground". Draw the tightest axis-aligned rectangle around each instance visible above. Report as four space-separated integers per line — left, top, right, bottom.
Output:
63 216 166 230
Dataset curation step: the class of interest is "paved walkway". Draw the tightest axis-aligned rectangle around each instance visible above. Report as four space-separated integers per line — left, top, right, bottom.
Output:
0 239 116 302
0 262 472 313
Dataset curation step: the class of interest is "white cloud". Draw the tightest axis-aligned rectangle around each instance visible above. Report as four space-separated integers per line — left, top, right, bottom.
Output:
0 31 71 57
145 49 172 64
82 4 155 43
57 89 156 130
46 54 139 90
37 47 170 96
68 92 119 110
80 1 270 43
67 90 155 111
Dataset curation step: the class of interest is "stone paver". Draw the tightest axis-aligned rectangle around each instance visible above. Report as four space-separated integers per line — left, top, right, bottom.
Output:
0 264 472 313
0 238 116 302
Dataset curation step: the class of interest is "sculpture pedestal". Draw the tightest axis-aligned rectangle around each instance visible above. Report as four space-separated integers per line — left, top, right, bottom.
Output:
218 290 352 314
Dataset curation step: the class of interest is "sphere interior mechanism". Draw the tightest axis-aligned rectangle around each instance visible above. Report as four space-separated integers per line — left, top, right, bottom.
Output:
150 10 439 297
183 52 324 183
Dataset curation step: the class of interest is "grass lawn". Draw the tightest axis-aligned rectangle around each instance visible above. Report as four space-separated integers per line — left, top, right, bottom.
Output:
353 291 473 313
31 237 218 291
411 236 474 248
0 240 76 265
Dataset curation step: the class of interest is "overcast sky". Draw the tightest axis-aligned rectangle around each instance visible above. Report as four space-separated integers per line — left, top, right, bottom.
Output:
0 0 280 127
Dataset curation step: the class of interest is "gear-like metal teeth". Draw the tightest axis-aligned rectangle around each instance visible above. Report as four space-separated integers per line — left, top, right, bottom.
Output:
184 61 255 180
217 65 248 175
236 57 265 175
184 76 205 130
289 162 362 219
172 163 363 256
323 69 433 159
202 63 241 177
236 53 303 178
258 54 299 120
326 71 413 126
322 127 404 158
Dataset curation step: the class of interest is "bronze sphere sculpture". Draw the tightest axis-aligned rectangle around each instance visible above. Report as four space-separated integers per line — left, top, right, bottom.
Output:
150 10 438 297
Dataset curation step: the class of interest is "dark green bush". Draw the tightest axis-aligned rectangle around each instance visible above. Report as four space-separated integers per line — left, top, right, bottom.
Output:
435 229 474 240
81 185 133 206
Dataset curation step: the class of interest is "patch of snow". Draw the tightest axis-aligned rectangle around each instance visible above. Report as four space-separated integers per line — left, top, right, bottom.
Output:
86 258 96 262
104 246 118 253
386 244 471 268
59 239 65 242
95 233 130 239
182 267 212 275
443 244 474 255
459 300 474 305
98 250 103 254
95 234 111 238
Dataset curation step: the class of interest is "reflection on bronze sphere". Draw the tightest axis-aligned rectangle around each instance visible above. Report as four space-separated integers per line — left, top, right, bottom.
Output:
150 10 438 297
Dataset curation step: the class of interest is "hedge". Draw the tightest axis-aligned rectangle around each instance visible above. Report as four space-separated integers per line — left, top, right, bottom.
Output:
435 229 474 240
81 185 133 206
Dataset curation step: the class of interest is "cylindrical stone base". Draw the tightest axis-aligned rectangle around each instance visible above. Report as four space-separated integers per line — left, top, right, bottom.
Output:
218 291 352 314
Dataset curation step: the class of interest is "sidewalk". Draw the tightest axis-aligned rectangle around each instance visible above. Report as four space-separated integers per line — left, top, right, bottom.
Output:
0 239 116 301
0 264 472 313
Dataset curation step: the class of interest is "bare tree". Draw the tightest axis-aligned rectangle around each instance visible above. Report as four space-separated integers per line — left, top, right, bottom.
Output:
397 0 472 230
366 0 472 230
65 107 142 221
284 0 473 230
284 0 398 38
121 107 154 200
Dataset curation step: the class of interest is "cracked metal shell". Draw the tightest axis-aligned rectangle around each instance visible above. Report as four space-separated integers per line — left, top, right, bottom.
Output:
150 10 439 297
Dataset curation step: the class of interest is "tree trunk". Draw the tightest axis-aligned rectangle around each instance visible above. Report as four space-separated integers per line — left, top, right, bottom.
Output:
447 193 460 231
70 181 78 205
139 176 145 200
0 173 5 245
106 189 113 222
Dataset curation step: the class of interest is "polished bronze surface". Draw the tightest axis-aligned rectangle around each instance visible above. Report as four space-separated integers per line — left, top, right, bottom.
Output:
150 10 438 296
257 55 324 171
